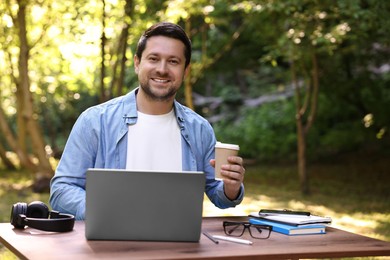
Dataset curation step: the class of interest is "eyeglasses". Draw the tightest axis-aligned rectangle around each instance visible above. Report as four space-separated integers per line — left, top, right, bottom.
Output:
223 221 272 239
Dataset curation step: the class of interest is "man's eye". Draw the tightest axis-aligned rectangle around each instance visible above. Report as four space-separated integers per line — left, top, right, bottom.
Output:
148 57 158 62
169 60 179 65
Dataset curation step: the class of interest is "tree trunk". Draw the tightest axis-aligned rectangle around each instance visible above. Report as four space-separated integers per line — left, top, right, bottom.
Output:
100 0 107 103
292 60 310 195
109 23 129 98
296 115 309 195
104 0 133 99
0 143 16 170
184 19 194 110
0 103 37 171
116 28 129 97
116 0 133 97
16 86 27 155
16 0 53 191
291 50 320 195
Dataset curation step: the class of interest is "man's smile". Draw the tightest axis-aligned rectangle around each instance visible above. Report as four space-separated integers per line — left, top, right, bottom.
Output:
152 78 170 83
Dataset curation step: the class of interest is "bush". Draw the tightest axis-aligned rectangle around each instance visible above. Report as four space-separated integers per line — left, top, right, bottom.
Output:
213 99 296 161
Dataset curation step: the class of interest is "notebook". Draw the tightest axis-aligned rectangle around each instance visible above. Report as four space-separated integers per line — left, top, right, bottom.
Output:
249 218 327 236
85 168 205 242
249 212 332 226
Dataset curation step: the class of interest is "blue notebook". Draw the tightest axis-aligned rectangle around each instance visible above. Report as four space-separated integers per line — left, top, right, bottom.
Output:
249 218 326 236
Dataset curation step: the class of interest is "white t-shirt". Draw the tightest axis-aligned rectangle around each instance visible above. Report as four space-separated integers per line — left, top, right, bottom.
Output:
125 109 182 171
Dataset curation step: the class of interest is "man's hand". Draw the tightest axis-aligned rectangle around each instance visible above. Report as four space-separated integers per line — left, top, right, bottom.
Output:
210 156 245 200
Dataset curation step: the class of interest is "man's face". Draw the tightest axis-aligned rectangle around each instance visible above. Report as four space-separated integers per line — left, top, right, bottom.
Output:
134 35 189 102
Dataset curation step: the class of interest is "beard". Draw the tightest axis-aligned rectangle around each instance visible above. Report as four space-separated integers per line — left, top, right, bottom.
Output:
140 83 177 102
139 79 179 102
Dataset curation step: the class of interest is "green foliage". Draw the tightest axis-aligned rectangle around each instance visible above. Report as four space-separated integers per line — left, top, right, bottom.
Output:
0 0 390 167
214 100 297 161
36 87 99 155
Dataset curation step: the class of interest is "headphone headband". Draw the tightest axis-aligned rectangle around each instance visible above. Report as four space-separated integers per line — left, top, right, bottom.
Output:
11 201 75 232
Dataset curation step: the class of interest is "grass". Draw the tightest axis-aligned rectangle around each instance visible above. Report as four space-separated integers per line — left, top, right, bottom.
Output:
1 153 389 259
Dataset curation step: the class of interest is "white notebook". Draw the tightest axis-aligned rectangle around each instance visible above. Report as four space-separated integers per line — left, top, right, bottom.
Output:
249 212 332 226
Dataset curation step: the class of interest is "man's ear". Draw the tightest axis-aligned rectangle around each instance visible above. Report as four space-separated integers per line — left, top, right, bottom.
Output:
183 64 191 79
134 55 140 74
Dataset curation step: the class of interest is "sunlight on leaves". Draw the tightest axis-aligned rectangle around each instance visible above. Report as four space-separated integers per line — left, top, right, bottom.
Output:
376 127 386 139
363 113 374 128
2 14 13 28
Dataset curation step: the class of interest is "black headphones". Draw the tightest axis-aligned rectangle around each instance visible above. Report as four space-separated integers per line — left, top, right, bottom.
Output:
10 201 75 232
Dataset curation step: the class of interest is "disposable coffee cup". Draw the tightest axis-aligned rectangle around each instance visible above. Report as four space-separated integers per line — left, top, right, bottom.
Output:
214 142 240 180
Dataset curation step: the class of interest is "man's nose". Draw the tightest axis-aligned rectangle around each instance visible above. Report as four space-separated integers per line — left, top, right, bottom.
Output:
156 61 168 74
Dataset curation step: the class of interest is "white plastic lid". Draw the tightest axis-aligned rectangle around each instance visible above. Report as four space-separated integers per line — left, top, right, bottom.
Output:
215 142 240 150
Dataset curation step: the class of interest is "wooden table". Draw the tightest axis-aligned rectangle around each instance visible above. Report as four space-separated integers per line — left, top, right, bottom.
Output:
1 216 390 259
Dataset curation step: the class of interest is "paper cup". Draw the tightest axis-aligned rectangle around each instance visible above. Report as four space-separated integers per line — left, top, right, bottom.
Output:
214 142 240 180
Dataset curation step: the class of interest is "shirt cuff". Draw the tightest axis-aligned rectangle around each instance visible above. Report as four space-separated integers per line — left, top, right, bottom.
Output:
226 184 245 203
217 181 244 207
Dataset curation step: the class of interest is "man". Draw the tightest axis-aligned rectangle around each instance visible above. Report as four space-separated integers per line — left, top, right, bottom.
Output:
50 22 245 220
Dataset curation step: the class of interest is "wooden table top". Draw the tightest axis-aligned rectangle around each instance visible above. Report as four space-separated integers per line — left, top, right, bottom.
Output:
1 216 390 259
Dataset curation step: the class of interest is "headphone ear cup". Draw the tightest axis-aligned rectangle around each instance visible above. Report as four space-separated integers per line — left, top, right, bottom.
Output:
26 201 50 218
10 202 28 229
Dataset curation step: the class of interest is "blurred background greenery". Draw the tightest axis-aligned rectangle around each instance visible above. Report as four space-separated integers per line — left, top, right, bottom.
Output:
1 0 389 183
1 0 389 259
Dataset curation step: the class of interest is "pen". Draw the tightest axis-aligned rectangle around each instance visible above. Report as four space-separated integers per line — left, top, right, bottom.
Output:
203 232 219 244
212 235 253 245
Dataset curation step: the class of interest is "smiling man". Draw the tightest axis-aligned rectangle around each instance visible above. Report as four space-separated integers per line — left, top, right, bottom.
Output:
49 22 245 220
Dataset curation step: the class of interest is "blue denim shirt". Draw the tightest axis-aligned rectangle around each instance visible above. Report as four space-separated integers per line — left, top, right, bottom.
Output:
50 88 244 219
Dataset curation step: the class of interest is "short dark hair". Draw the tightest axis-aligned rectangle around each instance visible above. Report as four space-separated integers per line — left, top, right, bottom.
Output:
135 22 192 68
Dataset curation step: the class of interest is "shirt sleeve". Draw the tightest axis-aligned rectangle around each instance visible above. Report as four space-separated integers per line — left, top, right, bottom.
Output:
200 121 245 208
205 177 245 208
49 110 99 220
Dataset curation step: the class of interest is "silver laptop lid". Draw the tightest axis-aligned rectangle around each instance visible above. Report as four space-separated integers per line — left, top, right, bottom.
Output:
85 169 205 242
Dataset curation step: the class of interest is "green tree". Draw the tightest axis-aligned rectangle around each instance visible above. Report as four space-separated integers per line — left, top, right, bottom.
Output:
1 0 53 189
0 0 101 189
215 0 390 194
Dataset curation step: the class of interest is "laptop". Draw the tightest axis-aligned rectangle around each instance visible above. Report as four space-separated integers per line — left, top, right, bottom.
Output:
85 168 205 242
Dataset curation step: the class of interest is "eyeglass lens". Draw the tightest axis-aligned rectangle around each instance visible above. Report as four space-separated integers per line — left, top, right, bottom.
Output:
224 222 271 239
